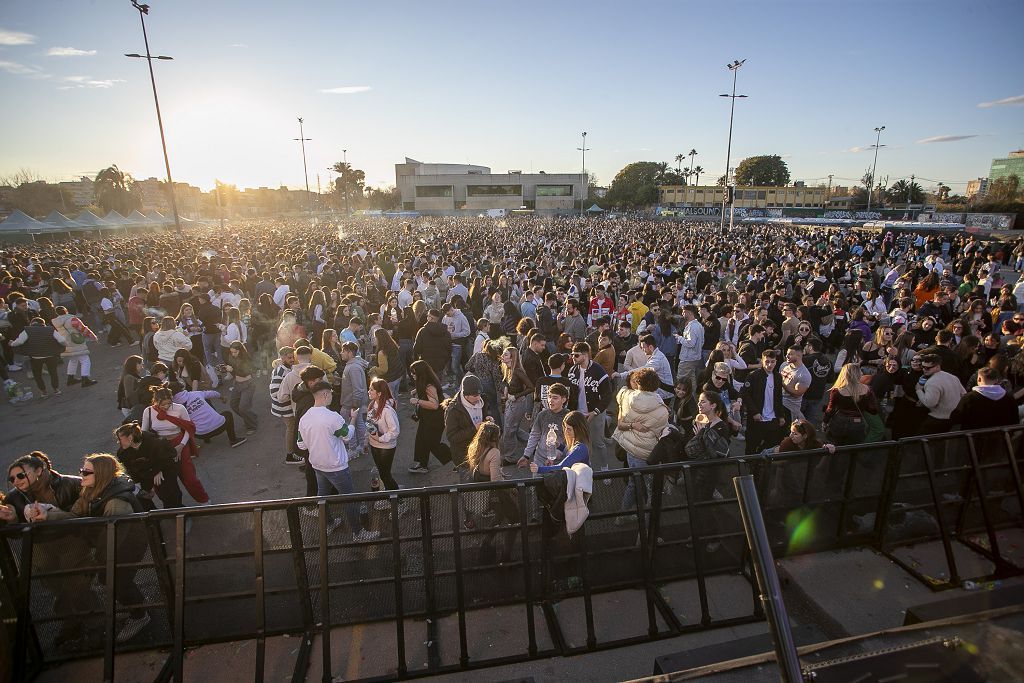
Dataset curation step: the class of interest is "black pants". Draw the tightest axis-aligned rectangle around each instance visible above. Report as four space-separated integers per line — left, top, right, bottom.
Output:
138 463 183 510
300 450 323 497
414 412 452 468
29 356 60 391
919 416 953 436
370 445 399 490
198 411 240 444
745 419 786 455
105 313 134 345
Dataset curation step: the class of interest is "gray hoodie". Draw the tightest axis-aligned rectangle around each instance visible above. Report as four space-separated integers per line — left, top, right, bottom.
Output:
523 407 568 466
340 356 369 410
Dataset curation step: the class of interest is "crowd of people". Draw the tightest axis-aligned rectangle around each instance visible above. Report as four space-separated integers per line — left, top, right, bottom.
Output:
3 215 1024 548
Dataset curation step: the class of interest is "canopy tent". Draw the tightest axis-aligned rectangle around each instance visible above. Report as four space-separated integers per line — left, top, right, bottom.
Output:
101 211 133 226
586 204 605 213
125 209 154 225
41 211 87 231
145 210 173 224
72 210 114 227
0 210 50 233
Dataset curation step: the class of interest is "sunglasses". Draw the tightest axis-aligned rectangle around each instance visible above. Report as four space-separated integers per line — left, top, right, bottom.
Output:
921 364 936 370
80 469 95 476
8 472 27 483
714 375 729 381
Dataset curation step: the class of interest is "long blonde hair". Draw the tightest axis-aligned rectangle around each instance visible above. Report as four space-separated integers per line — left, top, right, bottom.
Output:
71 453 125 515
466 422 501 474
832 363 868 399
501 346 522 383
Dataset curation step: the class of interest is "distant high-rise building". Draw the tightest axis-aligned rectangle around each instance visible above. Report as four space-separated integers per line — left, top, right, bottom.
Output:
966 178 989 199
989 150 1024 183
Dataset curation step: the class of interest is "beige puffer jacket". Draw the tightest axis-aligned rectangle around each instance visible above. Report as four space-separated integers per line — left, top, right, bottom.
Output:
612 388 670 461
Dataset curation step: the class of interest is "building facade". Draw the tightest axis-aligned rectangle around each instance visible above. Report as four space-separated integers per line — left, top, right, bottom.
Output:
396 158 583 212
966 178 989 199
989 151 1024 184
659 184 826 209
135 178 203 218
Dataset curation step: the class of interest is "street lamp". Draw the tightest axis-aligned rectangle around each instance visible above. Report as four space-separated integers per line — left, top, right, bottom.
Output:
293 117 312 221
867 125 885 212
125 1 181 234
719 59 747 231
577 132 589 218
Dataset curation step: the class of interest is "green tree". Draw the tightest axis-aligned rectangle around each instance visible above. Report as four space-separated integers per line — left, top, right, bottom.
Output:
674 153 685 173
692 165 705 185
331 161 366 212
733 155 790 186
888 179 924 205
94 164 141 215
605 161 680 208
987 174 1020 203
1 169 65 217
364 185 401 211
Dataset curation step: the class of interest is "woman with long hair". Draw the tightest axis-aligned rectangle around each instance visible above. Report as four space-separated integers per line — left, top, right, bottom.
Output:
225 341 258 433
407 359 452 473
172 348 209 392
141 386 211 504
176 302 206 364
308 289 327 348
500 345 534 461
117 355 145 420
465 340 505 425
153 315 192 365
530 410 591 474
395 304 419 383
220 306 246 352
823 363 877 445
367 378 401 496
833 328 864 373
375 328 405 399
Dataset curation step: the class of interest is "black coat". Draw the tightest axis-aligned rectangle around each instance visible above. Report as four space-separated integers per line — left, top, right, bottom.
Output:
954 390 1019 431
6 471 82 523
116 433 176 490
741 368 789 424
413 321 452 371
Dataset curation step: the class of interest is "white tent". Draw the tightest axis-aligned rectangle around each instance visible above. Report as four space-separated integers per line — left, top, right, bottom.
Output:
586 204 605 213
125 209 154 226
73 210 114 227
0 210 50 234
41 211 87 231
145 210 173 224
102 210 133 226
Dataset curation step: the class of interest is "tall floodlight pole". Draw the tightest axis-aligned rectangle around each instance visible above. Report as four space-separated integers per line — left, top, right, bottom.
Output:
867 125 885 212
125 1 181 234
719 59 747 231
343 149 350 216
577 132 589 218
294 117 312 221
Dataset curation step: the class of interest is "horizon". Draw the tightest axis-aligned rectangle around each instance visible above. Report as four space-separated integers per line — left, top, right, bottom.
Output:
1 0 1022 194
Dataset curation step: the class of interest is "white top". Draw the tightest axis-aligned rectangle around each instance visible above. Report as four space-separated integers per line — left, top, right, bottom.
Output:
762 374 776 421
297 406 351 472
141 403 192 445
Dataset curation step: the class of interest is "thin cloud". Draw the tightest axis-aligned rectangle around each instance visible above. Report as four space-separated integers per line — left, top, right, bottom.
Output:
0 60 42 75
977 94 1024 108
846 146 873 153
61 75 125 89
228 43 248 48
0 28 36 46
319 85 372 94
916 134 979 144
46 46 97 57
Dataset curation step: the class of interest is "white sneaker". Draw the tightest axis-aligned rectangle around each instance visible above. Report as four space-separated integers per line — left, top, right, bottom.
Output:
6 364 21 372
115 612 151 643
353 528 380 542
327 518 346 534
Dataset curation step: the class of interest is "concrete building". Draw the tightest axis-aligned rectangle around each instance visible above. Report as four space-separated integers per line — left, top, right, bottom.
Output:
395 158 583 213
966 178 989 199
989 150 1024 184
659 184 826 209
136 178 203 218
56 177 95 209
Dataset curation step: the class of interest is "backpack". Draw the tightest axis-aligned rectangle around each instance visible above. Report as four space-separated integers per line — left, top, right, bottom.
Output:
684 424 732 460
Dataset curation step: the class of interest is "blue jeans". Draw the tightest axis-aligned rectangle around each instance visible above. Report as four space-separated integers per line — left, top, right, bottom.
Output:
450 342 464 381
621 453 651 515
387 377 402 401
345 408 367 454
314 468 362 534
203 332 221 364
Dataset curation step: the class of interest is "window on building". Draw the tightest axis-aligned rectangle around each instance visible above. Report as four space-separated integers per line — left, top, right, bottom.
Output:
467 185 522 196
757 191 766 200
415 185 453 198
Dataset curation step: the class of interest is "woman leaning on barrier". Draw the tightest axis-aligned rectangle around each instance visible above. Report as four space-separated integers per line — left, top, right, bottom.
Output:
27 453 151 644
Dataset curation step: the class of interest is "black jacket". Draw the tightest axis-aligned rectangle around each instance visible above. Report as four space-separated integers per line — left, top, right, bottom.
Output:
741 368 789 424
6 471 82 523
954 390 1019 431
443 392 478 464
117 433 176 490
413 321 452 370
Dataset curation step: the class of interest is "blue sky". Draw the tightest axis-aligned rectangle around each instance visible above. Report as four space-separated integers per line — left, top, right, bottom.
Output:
1 0 1022 194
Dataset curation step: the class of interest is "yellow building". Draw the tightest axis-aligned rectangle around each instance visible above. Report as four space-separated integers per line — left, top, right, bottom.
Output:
659 184 826 209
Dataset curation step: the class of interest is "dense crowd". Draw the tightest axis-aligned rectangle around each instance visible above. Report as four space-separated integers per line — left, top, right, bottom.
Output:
3 215 1024 640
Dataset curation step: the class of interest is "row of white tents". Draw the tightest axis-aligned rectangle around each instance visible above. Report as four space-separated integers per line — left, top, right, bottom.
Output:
0 209 191 237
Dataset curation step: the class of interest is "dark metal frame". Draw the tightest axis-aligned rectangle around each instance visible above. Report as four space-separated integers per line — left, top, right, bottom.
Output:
3 425 1022 681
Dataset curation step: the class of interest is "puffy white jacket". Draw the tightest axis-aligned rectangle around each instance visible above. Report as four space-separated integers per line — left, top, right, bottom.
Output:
153 328 193 363
564 463 593 536
612 388 669 460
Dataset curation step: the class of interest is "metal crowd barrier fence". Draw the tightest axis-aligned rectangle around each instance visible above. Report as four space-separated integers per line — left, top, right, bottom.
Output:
2 425 1022 681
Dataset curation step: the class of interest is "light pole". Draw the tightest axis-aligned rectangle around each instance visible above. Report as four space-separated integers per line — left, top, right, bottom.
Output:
294 117 312 221
719 59 747 231
867 125 885 212
125 1 181 234
577 132 589 218
342 149 350 216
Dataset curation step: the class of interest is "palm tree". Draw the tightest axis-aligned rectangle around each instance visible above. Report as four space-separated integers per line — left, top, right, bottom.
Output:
682 169 692 186
688 149 698 176
889 179 924 206
692 165 704 185
674 154 685 173
94 164 141 214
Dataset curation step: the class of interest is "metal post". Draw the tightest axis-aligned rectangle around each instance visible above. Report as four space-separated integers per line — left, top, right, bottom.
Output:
294 118 312 222
867 125 885 212
128 1 182 234
908 174 915 207
342 149 349 216
719 60 746 232
577 132 588 218
732 475 802 683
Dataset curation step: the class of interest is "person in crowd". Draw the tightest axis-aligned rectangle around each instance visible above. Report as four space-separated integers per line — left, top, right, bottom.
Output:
296 379 379 541
566 341 614 478
374 327 405 400
915 352 967 435
169 380 247 448
113 422 183 509
172 348 211 391
176 302 206 363
339 341 369 458
823 363 878 445
465 339 505 424
407 359 452 474
741 349 789 454
269 345 301 464
953 367 1018 430
224 341 259 434
5 451 81 523
444 373 489 467
51 306 98 387
614 368 670 516
521 381 570 468
140 386 211 505
153 315 192 365
529 410 591 474
500 345 535 463
10 316 66 398
413 308 453 382
366 378 401 498
779 346 812 422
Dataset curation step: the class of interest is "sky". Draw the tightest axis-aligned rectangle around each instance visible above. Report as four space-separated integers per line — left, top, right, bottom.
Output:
1 0 1022 194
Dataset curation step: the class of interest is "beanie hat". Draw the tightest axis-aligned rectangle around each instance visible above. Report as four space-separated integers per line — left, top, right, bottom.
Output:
460 373 482 396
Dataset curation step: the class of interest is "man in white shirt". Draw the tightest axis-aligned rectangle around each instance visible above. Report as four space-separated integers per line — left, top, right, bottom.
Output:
675 305 704 389
297 381 379 541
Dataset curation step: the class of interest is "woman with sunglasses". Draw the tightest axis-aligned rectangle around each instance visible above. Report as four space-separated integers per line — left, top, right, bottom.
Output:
29 453 151 643
6 451 81 523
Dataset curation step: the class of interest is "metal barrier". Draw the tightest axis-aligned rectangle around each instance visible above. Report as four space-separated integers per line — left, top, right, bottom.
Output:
2 425 1022 681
